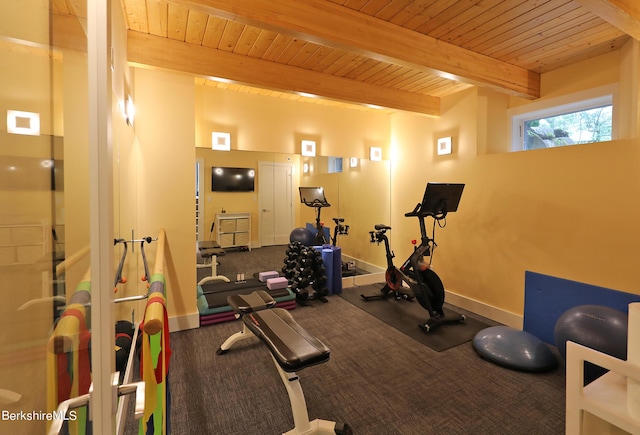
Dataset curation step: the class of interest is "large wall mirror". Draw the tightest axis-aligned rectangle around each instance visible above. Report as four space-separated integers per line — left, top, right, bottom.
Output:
301 155 390 275
196 148 390 281
195 148 300 278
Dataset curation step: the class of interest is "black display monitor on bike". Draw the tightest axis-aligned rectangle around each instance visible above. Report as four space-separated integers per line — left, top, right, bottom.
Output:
299 187 330 207
413 182 464 218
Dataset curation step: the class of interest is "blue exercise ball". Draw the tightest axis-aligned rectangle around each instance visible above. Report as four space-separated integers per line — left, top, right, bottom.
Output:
289 227 313 246
554 304 627 383
473 326 558 372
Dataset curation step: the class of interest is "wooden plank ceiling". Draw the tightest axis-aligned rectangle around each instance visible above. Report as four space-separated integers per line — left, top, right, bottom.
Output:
53 0 636 116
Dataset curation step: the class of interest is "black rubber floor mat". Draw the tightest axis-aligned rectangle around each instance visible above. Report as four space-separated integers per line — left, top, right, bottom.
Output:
340 283 492 352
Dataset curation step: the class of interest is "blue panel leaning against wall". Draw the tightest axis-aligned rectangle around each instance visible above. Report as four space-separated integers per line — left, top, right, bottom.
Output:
523 271 640 345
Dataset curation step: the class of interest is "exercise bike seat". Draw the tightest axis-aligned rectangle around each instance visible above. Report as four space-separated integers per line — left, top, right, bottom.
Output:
374 224 391 231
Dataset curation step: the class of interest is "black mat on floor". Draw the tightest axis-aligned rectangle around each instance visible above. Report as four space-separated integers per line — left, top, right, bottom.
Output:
202 278 290 309
340 283 491 352
201 277 264 295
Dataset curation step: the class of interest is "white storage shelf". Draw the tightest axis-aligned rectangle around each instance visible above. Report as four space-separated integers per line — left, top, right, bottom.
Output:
216 212 251 250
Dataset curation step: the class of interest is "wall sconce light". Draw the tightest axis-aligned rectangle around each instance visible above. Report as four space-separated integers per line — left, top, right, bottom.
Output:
349 157 358 168
301 140 316 157
125 95 135 126
303 163 309 173
7 110 40 136
437 137 452 155
369 147 382 161
118 96 135 126
212 132 231 151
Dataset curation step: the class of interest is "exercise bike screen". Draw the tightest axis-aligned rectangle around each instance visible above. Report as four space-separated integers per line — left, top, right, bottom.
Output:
299 187 327 204
421 183 465 214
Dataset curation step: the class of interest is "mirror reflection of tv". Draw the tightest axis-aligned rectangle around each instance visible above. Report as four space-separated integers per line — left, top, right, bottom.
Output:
211 167 255 192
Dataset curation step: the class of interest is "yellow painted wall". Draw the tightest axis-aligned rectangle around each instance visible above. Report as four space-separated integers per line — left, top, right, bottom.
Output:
130 39 640 325
390 43 640 318
110 0 146 322
130 67 197 324
195 86 390 157
300 157 390 268
61 50 91 291
195 86 392 267
128 75 395 324
336 159 390 268
300 165 341 229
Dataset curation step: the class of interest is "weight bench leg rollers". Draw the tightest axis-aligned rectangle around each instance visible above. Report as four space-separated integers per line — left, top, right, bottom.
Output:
216 290 277 352
197 248 230 285
216 291 352 435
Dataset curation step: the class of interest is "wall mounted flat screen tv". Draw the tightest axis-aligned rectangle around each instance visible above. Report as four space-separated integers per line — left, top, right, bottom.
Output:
211 167 255 192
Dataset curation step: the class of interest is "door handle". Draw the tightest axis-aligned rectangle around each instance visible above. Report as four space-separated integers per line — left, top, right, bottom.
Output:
263 209 270 212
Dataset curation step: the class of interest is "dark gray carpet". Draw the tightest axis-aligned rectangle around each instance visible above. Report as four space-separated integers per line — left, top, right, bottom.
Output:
216 245 288 281
341 283 492 352
125 293 565 434
122 247 566 434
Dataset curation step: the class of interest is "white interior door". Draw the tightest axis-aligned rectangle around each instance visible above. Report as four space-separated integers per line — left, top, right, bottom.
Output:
259 161 294 246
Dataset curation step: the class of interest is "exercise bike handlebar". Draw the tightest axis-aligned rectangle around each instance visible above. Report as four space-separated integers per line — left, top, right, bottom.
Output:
302 198 331 207
404 202 448 220
370 224 391 244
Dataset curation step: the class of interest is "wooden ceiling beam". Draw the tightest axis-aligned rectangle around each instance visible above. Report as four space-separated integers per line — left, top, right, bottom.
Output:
574 0 640 40
127 31 441 116
51 13 87 53
169 0 540 99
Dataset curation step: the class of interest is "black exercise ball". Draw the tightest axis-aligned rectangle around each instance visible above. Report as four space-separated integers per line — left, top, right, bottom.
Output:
289 227 313 246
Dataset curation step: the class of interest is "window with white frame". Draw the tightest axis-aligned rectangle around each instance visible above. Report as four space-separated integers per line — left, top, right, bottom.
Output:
328 156 343 173
509 86 615 151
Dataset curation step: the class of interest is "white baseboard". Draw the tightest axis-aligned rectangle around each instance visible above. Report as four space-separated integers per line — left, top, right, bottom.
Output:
445 290 523 328
340 268 522 328
341 255 385 275
342 271 386 288
168 312 200 332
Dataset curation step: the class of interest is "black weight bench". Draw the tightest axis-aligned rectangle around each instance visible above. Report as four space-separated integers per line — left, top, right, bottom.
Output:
217 291 352 435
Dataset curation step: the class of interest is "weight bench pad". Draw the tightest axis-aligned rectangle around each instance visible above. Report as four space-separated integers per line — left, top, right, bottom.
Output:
245 308 330 372
200 247 226 259
227 290 277 314
198 240 221 250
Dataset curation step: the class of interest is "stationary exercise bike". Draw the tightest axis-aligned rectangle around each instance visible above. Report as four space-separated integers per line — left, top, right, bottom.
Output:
331 217 349 246
299 186 334 246
361 182 466 333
